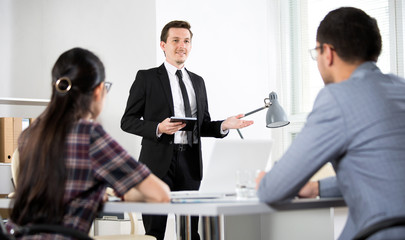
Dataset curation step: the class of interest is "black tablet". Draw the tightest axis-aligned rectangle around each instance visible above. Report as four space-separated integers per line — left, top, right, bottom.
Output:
170 117 197 131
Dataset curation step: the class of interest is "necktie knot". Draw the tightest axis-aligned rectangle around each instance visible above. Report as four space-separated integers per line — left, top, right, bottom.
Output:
176 70 183 79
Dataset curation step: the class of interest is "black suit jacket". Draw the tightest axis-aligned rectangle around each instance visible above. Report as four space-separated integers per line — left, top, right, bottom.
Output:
121 64 226 180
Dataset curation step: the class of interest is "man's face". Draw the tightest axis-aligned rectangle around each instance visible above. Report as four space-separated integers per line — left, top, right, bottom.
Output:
160 28 192 68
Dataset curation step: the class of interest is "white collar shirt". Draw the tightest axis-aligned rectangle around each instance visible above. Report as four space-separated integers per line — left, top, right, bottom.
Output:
164 61 197 144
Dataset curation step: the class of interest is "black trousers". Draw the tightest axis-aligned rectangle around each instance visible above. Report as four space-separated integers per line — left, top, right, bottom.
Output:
142 145 201 240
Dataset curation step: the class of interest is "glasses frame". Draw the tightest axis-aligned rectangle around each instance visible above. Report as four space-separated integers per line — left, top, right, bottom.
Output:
309 44 336 61
104 81 112 93
309 46 322 61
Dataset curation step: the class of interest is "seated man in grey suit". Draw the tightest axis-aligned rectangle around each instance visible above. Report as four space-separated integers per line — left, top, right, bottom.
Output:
256 7 405 240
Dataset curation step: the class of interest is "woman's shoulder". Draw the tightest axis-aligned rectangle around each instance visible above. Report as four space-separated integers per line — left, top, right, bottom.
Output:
72 119 105 135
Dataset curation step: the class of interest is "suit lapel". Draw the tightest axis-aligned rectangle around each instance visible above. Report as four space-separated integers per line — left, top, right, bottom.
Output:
157 64 175 115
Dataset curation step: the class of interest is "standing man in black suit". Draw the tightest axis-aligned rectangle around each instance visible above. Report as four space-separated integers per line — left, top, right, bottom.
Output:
121 20 253 240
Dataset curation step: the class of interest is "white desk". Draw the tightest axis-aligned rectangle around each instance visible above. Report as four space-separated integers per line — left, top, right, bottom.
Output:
103 198 269 216
103 197 346 240
1 197 346 240
102 198 272 240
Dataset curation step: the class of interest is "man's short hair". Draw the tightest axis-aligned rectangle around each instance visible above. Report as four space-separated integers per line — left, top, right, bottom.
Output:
317 7 382 63
160 20 193 43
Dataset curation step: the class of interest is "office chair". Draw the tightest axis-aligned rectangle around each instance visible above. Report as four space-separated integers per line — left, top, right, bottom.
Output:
0 215 13 240
352 216 405 240
93 212 156 240
0 215 93 240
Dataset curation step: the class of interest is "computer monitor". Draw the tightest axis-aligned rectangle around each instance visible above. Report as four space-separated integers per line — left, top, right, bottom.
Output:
199 139 272 194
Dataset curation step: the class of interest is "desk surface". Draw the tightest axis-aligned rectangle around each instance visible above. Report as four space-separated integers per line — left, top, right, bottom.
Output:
104 199 270 216
271 197 346 210
1 197 345 216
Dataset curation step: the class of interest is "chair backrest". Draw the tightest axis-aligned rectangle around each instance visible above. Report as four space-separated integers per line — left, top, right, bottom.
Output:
0 163 13 195
2 149 19 198
11 149 19 187
0 215 15 240
19 224 93 240
353 216 405 240
1 222 93 240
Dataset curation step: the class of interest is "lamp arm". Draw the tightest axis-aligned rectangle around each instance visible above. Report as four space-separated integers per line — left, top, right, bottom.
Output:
237 98 272 139
243 98 272 118
243 106 268 118
237 129 244 139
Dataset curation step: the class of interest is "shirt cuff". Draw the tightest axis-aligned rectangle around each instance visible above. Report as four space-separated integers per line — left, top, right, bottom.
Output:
220 122 229 135
156 124 162 138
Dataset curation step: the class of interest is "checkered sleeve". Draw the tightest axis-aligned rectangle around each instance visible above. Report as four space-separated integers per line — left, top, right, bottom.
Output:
89 123 151 196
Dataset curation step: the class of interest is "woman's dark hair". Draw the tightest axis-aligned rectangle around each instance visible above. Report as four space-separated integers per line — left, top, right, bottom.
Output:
11 47 105 225
160 20 193 42
317 7 382 63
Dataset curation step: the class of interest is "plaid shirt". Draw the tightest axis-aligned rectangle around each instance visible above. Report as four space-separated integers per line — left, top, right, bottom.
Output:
7 119 150 239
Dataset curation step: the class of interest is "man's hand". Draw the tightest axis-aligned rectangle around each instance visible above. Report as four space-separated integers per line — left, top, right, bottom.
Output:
221 114 254 131
298 181 319 198
158 118 186 135
255 171 266 190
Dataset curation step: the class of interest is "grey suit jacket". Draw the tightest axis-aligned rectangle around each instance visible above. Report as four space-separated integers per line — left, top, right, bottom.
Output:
258 62 405 239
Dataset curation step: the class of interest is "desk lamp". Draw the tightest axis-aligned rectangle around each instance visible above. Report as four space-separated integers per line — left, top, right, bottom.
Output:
237 91 289 139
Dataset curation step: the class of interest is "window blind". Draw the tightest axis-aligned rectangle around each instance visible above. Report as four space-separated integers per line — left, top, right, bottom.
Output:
286 0 404 115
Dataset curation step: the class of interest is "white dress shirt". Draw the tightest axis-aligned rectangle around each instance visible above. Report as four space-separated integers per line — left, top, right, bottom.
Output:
164 61 197 144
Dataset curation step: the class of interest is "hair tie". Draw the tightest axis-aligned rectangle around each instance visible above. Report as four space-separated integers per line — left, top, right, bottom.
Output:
55 77 72 93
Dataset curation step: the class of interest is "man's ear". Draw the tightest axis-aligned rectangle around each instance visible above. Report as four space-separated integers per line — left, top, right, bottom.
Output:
324 44 334 66
160 41 166 52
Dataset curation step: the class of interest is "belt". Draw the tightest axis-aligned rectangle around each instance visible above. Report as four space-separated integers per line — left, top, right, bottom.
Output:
173 144 192 152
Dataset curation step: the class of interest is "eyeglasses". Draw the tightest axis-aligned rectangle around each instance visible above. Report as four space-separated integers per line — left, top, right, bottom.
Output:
309 44 336 61
104 82 112 93
309 46 322 61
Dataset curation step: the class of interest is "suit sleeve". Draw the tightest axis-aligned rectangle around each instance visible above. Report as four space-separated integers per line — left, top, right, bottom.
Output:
121 71 160 141
319 176 342 197
257 88 346 203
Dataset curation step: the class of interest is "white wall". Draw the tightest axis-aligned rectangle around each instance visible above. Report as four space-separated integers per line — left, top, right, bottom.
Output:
1 0 282 163
0 0 12 95
0 0 157 157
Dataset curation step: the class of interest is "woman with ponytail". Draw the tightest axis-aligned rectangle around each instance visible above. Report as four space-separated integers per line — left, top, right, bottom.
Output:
6 48 170 239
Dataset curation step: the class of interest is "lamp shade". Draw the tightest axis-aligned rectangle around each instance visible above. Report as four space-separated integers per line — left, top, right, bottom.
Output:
266 92 290 128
